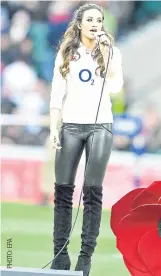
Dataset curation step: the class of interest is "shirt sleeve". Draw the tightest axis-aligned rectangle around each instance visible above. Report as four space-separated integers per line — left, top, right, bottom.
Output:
50 52 67 110
106 46 124 94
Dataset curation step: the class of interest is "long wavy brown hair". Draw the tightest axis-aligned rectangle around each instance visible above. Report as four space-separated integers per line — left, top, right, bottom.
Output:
58 3 114 79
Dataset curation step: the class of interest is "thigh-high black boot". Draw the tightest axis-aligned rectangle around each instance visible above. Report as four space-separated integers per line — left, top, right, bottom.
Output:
51 184 74 270
75 186 103 276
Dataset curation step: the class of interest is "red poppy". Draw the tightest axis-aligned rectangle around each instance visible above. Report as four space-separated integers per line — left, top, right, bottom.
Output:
123 257 151 276
138 227 161 275
117 204 161 273
110 188 144 236
110 181 161 275
132 181 161 209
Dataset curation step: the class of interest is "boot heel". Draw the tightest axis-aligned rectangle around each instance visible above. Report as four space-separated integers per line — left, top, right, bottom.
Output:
75 256 91 276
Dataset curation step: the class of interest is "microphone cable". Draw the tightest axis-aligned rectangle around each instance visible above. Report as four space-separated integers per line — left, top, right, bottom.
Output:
42 39 112 269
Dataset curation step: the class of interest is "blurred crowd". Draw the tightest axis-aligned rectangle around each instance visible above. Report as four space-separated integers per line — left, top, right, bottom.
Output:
1 1 161 154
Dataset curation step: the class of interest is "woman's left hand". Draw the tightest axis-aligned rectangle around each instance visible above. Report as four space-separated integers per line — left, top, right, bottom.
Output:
95 31 119 79
96 31 111 47
95 31 111 60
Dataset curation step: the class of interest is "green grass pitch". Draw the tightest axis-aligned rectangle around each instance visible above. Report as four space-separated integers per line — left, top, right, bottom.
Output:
1 203 129 275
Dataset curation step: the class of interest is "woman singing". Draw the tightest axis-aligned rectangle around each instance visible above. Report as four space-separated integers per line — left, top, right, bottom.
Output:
50 3 123 276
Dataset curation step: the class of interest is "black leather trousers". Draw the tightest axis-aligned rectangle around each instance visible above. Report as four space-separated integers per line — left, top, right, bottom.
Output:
51 123 113 271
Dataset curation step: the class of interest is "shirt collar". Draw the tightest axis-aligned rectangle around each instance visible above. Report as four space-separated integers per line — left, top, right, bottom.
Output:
78 42 96 54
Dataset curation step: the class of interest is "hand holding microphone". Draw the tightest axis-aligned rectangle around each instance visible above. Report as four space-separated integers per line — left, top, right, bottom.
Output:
94 31 111 47
93 31 113 73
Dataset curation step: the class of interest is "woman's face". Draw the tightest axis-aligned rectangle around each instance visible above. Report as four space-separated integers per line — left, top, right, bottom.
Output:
80 9 103 41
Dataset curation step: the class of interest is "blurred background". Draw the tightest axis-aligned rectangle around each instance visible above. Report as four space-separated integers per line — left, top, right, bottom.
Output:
1 1 161 275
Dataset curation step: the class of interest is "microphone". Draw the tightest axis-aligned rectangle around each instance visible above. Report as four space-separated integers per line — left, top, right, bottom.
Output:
94 31 110 47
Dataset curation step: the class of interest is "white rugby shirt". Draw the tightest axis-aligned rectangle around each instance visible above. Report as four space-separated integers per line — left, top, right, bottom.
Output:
50 44 123 124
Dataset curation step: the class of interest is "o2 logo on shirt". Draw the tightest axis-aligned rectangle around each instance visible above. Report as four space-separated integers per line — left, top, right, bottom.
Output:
79 69 94 85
